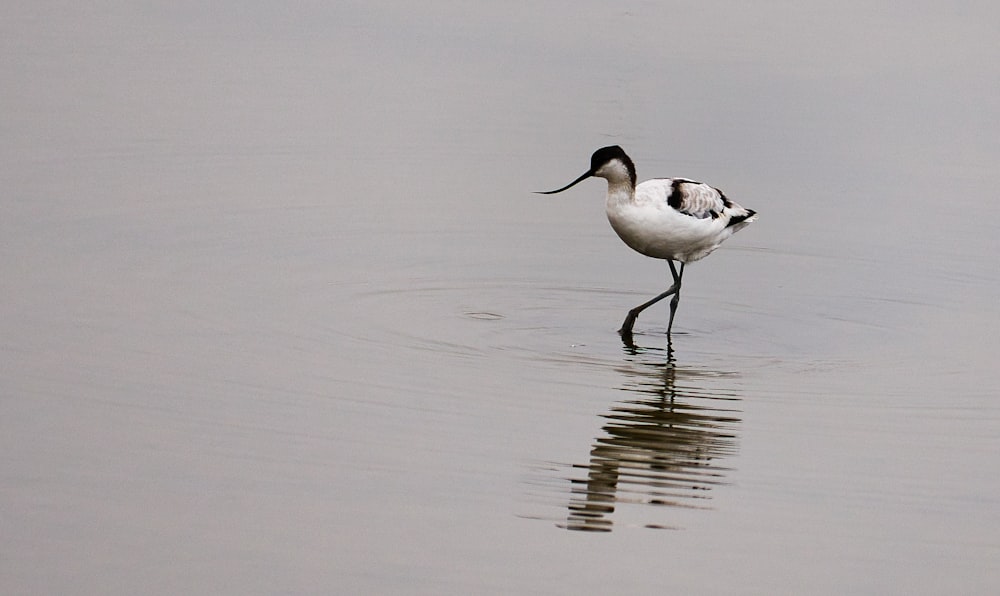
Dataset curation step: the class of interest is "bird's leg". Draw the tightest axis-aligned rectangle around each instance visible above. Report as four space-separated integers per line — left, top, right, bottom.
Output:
666 262 684 334
619 260 682 337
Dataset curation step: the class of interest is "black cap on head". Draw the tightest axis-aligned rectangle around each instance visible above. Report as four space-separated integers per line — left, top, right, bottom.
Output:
590 145 628 171
590 145 636 188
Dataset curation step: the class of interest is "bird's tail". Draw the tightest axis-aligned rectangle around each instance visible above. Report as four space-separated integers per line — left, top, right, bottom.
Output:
726 208 757 228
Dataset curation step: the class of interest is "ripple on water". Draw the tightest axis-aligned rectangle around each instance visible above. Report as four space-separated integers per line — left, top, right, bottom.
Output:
344 276 744 531
462 311 505 321
342 277 639 360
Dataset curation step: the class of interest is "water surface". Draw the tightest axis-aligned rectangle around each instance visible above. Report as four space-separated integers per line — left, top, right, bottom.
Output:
3 2 999 594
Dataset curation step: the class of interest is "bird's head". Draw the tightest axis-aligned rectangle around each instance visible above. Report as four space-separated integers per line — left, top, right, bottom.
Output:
536 145 636 194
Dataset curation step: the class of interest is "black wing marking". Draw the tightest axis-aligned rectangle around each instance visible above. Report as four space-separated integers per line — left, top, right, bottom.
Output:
668 179 725 219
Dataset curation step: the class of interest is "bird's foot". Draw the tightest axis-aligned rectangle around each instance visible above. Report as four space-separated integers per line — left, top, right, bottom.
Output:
620 308 640 332
619 315 637 337
619 311 639 348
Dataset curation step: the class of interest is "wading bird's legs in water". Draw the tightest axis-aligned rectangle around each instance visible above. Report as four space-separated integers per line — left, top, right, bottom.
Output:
619 260 684 341
666 261 684 334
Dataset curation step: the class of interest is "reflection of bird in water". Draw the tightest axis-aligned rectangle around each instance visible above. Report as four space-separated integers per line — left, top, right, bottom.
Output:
564 342 741 532
537 145 757 340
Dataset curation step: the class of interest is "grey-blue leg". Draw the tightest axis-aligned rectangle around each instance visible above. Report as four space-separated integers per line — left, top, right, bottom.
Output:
619 260 684 338
666 262 684 334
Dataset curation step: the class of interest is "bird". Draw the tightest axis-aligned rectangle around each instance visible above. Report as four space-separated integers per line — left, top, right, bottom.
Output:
536 145 756 340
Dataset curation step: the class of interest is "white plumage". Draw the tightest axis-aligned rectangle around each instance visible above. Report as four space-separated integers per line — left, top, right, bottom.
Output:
537 145 757 340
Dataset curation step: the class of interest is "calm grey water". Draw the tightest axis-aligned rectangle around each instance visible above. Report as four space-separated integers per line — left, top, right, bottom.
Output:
3 2 999 594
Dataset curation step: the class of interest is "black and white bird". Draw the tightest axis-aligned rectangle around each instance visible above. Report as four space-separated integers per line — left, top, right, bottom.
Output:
537 145 757 339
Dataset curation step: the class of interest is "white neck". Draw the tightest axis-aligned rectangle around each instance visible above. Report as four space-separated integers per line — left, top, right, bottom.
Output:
605 181 634 207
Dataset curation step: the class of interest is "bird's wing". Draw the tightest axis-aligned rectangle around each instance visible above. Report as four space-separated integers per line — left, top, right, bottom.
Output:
639 178 728 219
